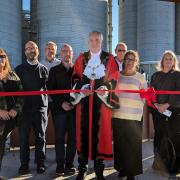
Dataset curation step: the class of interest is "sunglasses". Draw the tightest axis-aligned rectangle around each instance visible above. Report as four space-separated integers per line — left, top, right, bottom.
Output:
117 49 126 52
0 55 6 59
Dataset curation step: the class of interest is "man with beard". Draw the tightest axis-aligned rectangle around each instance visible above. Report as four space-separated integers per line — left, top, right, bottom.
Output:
15 41 48 175
48 44 76 176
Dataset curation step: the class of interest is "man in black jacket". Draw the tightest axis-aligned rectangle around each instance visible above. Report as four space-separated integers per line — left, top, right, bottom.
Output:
48 44 76 176
15 41 48 175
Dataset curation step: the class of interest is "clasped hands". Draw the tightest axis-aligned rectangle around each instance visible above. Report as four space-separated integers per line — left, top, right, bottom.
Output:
82 85 107 96
0 109 17 120
154 103 170 113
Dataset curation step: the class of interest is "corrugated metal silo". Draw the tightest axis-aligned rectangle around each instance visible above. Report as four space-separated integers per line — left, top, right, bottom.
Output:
0 0 22 68
119 0 137 50
34 0 108 60
137 0 175 63
137 0 175 76
175 3 180 55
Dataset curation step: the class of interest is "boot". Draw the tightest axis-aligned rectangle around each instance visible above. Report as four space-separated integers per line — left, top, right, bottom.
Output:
94 159 105 180
76 171 87 180
76 157 88 180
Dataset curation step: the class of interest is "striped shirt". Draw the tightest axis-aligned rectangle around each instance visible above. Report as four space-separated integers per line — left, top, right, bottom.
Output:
113 72 147 121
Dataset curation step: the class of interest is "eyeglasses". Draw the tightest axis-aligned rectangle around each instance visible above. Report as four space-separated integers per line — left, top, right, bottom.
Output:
61 49 72 53
117 49 126 52
125 58 136 62
0 55 6 60
25 47 36 51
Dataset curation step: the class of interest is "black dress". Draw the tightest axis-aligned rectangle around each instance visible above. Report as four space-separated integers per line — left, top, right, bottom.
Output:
150 70 180 173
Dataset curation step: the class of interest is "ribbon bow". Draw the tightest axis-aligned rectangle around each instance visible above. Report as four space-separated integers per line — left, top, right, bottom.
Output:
140 87 156 108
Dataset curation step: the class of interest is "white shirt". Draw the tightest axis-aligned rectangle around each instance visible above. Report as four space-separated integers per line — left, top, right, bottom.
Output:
115 57 123 72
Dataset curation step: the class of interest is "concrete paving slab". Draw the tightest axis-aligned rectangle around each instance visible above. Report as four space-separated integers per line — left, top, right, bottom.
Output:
0 141 179 180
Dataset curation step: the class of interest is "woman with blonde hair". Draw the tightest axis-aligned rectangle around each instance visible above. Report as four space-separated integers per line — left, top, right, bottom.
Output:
150 50 180 173
0 48 23 170
112 50 147 180
156 50 179 71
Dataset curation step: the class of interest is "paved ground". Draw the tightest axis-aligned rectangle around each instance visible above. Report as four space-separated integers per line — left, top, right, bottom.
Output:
0 141 180 180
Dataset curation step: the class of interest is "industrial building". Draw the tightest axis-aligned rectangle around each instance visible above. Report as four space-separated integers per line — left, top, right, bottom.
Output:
0 0 22 68
0 0 179 77
0 0 112 68
119 0 180 78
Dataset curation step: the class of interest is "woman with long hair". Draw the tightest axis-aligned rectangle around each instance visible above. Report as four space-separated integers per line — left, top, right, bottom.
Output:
150 50 180 173
0 48 23 170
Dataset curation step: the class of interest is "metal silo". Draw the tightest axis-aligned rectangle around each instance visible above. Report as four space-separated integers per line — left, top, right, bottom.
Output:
34 0 108 60
175 3 180 55
119 0 137 50
137 0 175 76
0 0 22 68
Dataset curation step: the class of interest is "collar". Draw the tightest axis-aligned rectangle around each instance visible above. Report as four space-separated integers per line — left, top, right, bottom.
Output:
90 49 102 56
115 56 123 63
27 59 38 65
45 58 56 63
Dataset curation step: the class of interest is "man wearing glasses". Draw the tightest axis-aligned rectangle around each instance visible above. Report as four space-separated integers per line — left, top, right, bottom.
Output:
15 41 48 175
114 42 127 72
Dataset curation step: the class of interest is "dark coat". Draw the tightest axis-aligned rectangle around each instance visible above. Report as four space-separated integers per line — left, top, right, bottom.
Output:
0 71 24 133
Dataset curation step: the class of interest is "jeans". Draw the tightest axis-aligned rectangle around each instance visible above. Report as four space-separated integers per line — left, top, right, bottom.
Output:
52 110 76 168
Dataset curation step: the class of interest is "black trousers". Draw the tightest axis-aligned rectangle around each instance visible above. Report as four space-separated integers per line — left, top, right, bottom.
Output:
78 156 104 175
151 108 180 172
151 108 180 152
112 118 143 176
0 119 17 169
19 110 48 165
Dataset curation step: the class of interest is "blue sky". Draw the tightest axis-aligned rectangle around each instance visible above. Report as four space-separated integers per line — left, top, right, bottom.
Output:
23 0 118 54
112 0 118 54
23 0 30 10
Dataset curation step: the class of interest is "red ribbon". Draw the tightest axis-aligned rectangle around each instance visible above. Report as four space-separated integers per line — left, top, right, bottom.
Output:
139 87 156 108
0 87 180 108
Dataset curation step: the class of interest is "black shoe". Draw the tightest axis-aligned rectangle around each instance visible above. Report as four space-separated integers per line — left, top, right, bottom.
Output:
19 164 29 175
37 163 46 174
118 172 127 179
127 176 135 180
76 171 87 180
65 166 76 174
96 173 105 180
56 165 64 176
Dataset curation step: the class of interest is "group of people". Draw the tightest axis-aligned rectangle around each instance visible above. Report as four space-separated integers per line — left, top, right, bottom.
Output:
0 30 179 180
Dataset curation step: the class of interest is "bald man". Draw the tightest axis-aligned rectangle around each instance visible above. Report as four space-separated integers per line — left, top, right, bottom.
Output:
15 41 48 175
